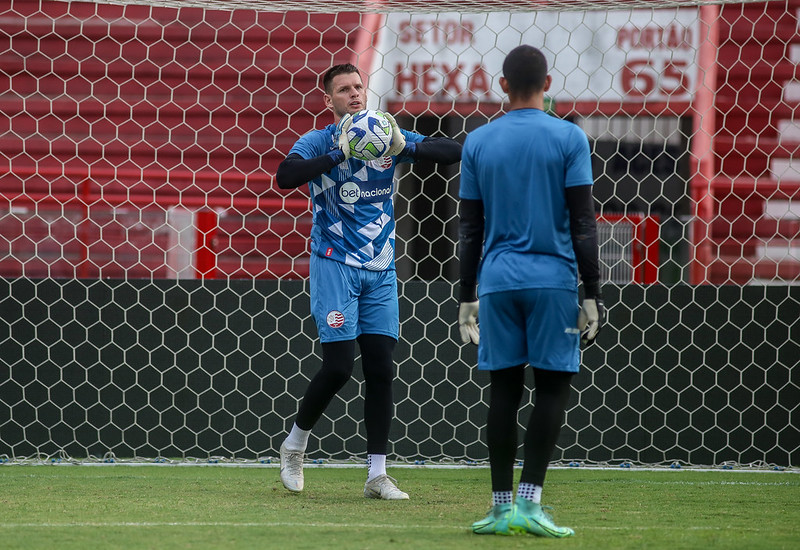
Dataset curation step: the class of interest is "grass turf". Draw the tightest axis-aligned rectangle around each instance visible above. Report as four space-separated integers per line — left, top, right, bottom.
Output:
0 465 798 549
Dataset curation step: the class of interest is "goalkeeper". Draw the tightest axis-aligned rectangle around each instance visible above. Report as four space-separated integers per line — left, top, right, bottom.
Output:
275 63 461 500
457 45 604 537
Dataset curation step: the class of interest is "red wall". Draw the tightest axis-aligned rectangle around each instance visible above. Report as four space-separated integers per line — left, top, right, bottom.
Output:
0 1 360 278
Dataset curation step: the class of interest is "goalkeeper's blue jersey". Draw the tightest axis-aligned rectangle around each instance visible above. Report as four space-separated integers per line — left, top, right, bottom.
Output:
459 108 594 295
289 124 425 271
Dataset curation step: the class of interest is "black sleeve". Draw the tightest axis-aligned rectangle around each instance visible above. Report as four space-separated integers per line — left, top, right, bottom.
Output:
457 198 484 303
275 150 346 189
410 136 462 165
566 185 602 299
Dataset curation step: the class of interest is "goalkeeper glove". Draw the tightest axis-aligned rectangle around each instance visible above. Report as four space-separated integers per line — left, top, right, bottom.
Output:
458 301 480 345
383 113 407 157
336 113 353 161
577 297 606 345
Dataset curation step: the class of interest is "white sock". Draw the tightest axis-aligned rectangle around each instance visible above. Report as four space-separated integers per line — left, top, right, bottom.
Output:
367 454 386 481
517 482 542 504
283 424 310 452
492 491 513 506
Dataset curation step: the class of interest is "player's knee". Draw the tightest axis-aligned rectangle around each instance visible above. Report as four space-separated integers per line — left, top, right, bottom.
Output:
357 335 395 382
327 368 354 390
320 339 356 387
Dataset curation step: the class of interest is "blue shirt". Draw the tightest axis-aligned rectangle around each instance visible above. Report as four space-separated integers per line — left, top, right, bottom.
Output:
290 124 425 270
459 108 594 295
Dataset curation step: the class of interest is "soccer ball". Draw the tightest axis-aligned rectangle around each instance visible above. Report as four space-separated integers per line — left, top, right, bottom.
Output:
345 109 393 161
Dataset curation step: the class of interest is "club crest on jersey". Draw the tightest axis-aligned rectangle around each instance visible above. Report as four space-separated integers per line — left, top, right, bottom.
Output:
327 310 345 328
373 156 393 170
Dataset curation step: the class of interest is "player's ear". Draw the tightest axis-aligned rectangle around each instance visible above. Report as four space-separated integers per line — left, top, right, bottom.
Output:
323 93 333 111
543 74 552 92
499 76 509 94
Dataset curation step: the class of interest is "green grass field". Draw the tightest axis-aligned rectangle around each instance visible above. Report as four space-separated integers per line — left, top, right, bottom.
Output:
0 465 798 549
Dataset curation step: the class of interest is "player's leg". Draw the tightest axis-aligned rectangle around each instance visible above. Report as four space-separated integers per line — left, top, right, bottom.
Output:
280 339 356 492
358 333 408 500
510 368 575 537
358 333 394 464
356 270 407 500
280 254 360 493
295 339 358 431
471 364 526 534
508 288 578 537
488 365 525 500
521 368 573 488
471 290 528 534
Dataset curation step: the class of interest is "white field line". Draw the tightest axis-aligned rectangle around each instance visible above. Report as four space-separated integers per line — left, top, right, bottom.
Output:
0 521 767 532
36 462 799 475
4 473 795 487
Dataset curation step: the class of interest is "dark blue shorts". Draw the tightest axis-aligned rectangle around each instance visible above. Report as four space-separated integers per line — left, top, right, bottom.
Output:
478 288 580 372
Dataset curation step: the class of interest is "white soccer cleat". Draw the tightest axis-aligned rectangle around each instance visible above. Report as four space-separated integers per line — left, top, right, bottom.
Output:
363 474 410 500
279 442 305 493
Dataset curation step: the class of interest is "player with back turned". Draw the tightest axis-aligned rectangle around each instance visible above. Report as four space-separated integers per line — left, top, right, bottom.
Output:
275 63 461 500
457 45 605 536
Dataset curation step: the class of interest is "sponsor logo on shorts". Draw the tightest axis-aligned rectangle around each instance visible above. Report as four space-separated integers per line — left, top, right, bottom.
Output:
326 247 333 257
327 310 345 328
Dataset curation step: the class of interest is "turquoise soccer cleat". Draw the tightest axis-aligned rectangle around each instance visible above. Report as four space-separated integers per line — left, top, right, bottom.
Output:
508 497 575 538
471 503 514 535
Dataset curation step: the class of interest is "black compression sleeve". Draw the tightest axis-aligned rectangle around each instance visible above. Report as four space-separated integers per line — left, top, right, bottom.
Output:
566 185 602 299
275 151 346 189
458 198 484 302
411 136 462 165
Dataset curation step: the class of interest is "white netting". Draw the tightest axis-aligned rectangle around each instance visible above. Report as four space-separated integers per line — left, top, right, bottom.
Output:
0 0 797 467
55 0 772 14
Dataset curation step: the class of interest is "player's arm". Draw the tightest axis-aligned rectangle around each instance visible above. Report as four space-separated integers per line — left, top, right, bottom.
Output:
275 151 346 189
566 185 600 298
276 114 354 189
384 113 462 165
458 198 484 303
457 198 484 344
409 137 462 165
566 184 605 344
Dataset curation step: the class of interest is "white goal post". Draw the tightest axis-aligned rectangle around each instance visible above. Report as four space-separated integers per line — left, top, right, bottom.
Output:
0 0 797 468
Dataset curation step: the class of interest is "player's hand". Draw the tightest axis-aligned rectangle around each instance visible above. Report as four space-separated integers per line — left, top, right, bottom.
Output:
577 297 606 345
383 113 406 157
458 301 480 345
336 113 353 160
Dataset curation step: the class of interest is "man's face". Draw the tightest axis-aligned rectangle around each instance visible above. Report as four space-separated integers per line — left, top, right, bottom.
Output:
324 72 366 122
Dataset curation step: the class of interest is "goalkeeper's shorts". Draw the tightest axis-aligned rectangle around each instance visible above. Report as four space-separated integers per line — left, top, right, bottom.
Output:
477 288 580 373
309 253 399 343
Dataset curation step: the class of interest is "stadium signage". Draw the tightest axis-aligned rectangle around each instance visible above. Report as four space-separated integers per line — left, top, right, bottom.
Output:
372 10 700 109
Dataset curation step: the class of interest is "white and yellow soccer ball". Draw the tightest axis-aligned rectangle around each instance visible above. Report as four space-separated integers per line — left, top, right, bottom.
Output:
346 109 393 161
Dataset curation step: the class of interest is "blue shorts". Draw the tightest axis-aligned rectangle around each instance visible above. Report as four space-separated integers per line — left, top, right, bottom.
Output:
309 253 399 343
477 288 580 372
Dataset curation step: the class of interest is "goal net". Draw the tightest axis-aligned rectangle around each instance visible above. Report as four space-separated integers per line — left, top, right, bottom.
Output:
0 0 797 468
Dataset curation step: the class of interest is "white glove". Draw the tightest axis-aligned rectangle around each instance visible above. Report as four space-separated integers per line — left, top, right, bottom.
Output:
577 297 605 345
383 112 406 157
336 113 353 161
458 301 480 345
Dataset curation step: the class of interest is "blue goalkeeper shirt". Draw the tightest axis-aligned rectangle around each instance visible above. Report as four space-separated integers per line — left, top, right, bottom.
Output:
459 108 594 295
290 124 425 270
